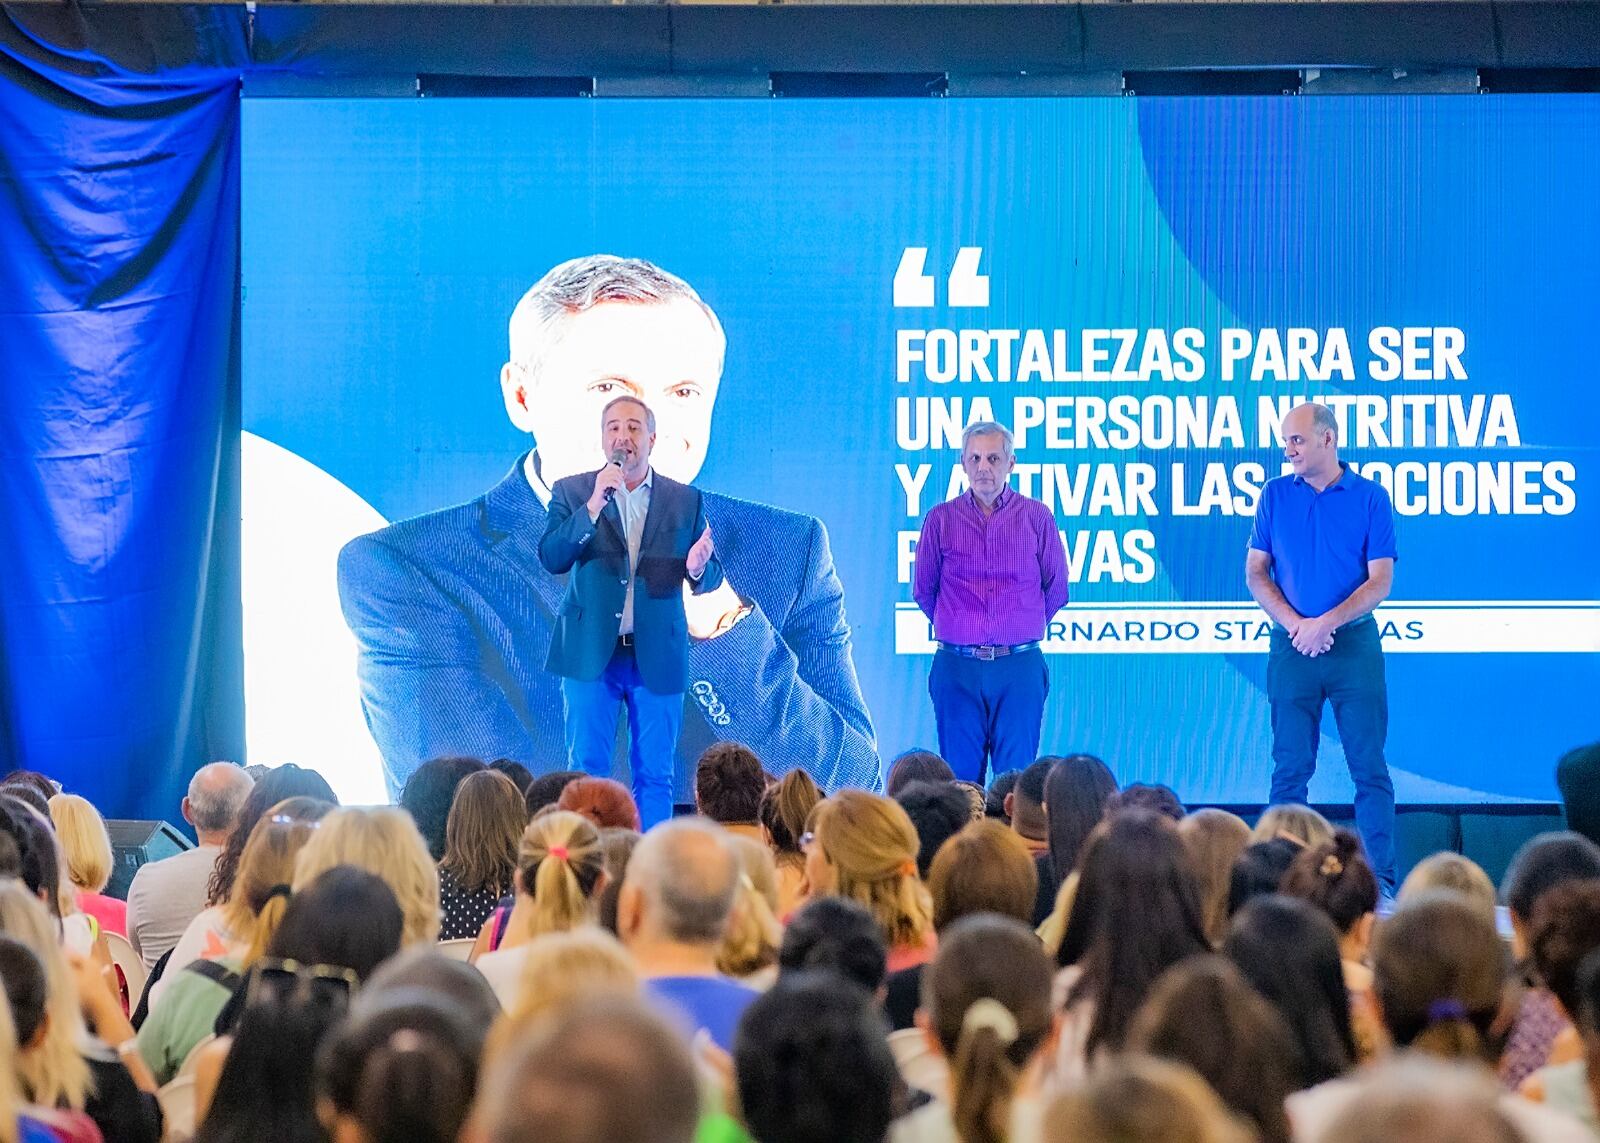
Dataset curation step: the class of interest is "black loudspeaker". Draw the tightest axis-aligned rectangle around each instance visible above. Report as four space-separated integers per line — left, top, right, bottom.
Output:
105 820 192 901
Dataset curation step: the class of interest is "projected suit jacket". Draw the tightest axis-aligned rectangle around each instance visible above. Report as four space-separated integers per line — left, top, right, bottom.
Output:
337 455 880 799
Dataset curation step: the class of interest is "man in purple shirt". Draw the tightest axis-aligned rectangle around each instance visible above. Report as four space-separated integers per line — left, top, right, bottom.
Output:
912 421 1071 783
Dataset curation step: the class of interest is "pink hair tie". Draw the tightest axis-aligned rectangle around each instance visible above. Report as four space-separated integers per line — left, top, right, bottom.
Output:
548 845 569 861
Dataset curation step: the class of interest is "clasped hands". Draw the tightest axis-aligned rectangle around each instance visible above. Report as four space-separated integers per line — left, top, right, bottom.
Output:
1289 613 1337 658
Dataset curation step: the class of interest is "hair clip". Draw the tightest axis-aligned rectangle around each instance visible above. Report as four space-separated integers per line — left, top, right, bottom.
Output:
1319 854 1344 877
1427 999 1469 1023
961 998 1019 1047
548 845 569 861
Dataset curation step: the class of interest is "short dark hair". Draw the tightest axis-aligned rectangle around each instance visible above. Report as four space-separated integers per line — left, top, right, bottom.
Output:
524 770 586 817
1107 782 1185 821
1015 759 1051 807
895 781 972 879
488 759 536 797
1010 759 1053 839
735 972 899 1143
694 742 766 824
1228 838 1302 916
778 897 888 994
1558 743 1600 847
886 749 956 798
399 757 486 861
985 770 1020 824
1503 831 1600 922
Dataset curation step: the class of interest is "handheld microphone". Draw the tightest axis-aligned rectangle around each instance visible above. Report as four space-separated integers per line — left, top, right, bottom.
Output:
603 448 625 502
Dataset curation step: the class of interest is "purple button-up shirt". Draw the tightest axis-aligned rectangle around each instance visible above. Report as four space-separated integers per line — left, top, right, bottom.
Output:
912 486 1070 646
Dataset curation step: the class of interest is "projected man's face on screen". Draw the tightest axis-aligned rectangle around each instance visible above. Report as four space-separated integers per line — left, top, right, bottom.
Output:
501 297 723 485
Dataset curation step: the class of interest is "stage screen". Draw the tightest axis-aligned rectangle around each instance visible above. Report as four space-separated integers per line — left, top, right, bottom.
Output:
240 95 1600 806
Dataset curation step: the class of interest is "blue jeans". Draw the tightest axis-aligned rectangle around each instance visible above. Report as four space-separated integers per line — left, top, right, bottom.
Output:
1267 618 1396 891
561 643 682 830
928 647 1049 785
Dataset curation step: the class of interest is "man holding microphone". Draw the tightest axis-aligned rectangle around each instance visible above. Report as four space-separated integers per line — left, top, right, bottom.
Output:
913 420 1071 784
540 395 721 827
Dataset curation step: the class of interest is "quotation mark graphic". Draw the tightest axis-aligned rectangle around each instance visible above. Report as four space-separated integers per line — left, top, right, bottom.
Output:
893 246 990 308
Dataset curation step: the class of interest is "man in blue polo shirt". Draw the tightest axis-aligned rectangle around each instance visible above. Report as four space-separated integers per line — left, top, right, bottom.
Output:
1246 401 1398 891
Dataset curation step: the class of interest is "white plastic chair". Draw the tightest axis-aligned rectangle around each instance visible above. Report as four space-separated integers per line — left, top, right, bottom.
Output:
886 1026 950 1103
105 931 147 1009
437 938 475 962
158 1033 216 1143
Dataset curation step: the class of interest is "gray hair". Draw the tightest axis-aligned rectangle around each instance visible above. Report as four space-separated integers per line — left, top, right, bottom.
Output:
601 394 655 435
961 420 1014 457
507 254 726 381
1302 402 1338 443
626 818 738 945
186 762 254 834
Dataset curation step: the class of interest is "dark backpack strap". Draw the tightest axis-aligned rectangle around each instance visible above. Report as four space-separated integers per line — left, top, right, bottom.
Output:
183 958 244 994
130 947 173 1031
490 904 511 951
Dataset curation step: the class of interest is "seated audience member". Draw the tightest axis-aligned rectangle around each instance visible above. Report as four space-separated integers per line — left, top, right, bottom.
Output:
489 929 639 1056
1398 852 1499 927
400 756 486 862
719 835 783 986
807 790 937 974
291 806 442 947
695 743 767 841
1004 759 1052 863
140 806 324 1082
487 758 535 799
1316 1056 1529 1143
472 811 606 1003
897 914 1057 1143
127 762 253 969
758 770 822 917
556 777 642 832
1523 881 1600 1122
0 885 162 1143
206 764 339 911
887 750 956 799
1105 782 1185 822
885 821 1038 1031
1227 837 1302 916
617 818 755 1051
1280 830 1382 1060
522 770 585 818
1557 743 1600 849
0 951 76 1143
1292 890 1594 1143
734 972 899 1143
357 948 500 1030
1128 956 1302 1143
1223 895 1355 1087
896 782 972 880
777 896 889 997
596 827 641 935
1249 804 1335 850
466 996 701 1143
437 771 526 940
1500 832 1600 1090
0 799 64 919
1038 754 1118 928
1533 948 1600 1132
0 774 55 815
162 796 333 997
1043 1055 1253 1143
318 993 483 1143
47 794 125 938
1177 809 1252 947
1054 811 1210 1079
984 770 1020 827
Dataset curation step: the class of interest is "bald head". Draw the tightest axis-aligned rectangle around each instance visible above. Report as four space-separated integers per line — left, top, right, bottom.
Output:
1282 401 1340 485
622 818 738 945
184 762 254 838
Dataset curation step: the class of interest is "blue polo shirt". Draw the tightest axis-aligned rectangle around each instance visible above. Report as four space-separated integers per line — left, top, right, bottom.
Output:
1248 462 1398 622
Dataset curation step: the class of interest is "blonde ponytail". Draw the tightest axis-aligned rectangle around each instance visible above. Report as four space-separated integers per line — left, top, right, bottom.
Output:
519 812 605 938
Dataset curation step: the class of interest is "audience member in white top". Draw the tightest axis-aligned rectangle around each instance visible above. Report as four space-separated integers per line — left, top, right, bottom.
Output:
125 762 253 969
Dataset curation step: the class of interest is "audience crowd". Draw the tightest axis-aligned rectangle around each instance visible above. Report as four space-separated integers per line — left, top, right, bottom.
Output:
0 738 1595 1142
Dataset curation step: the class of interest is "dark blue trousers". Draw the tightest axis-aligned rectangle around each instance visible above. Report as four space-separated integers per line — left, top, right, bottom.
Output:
1267 618 1397 891
928 647 1049 785
561 643 682 830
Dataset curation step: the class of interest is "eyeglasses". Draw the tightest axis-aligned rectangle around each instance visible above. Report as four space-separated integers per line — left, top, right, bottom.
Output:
244 957 360 1009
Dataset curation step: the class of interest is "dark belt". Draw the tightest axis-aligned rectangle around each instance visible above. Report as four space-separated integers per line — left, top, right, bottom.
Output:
618 633 635 647
937 641 1040 661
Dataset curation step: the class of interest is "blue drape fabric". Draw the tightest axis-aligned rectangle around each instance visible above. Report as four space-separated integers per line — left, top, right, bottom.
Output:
0 5 247 817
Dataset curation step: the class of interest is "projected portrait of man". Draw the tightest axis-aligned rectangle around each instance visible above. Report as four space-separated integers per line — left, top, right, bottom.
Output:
337 255 878 799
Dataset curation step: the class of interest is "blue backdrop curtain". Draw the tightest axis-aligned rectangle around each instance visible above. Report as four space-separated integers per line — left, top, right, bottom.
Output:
0 5 248 818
